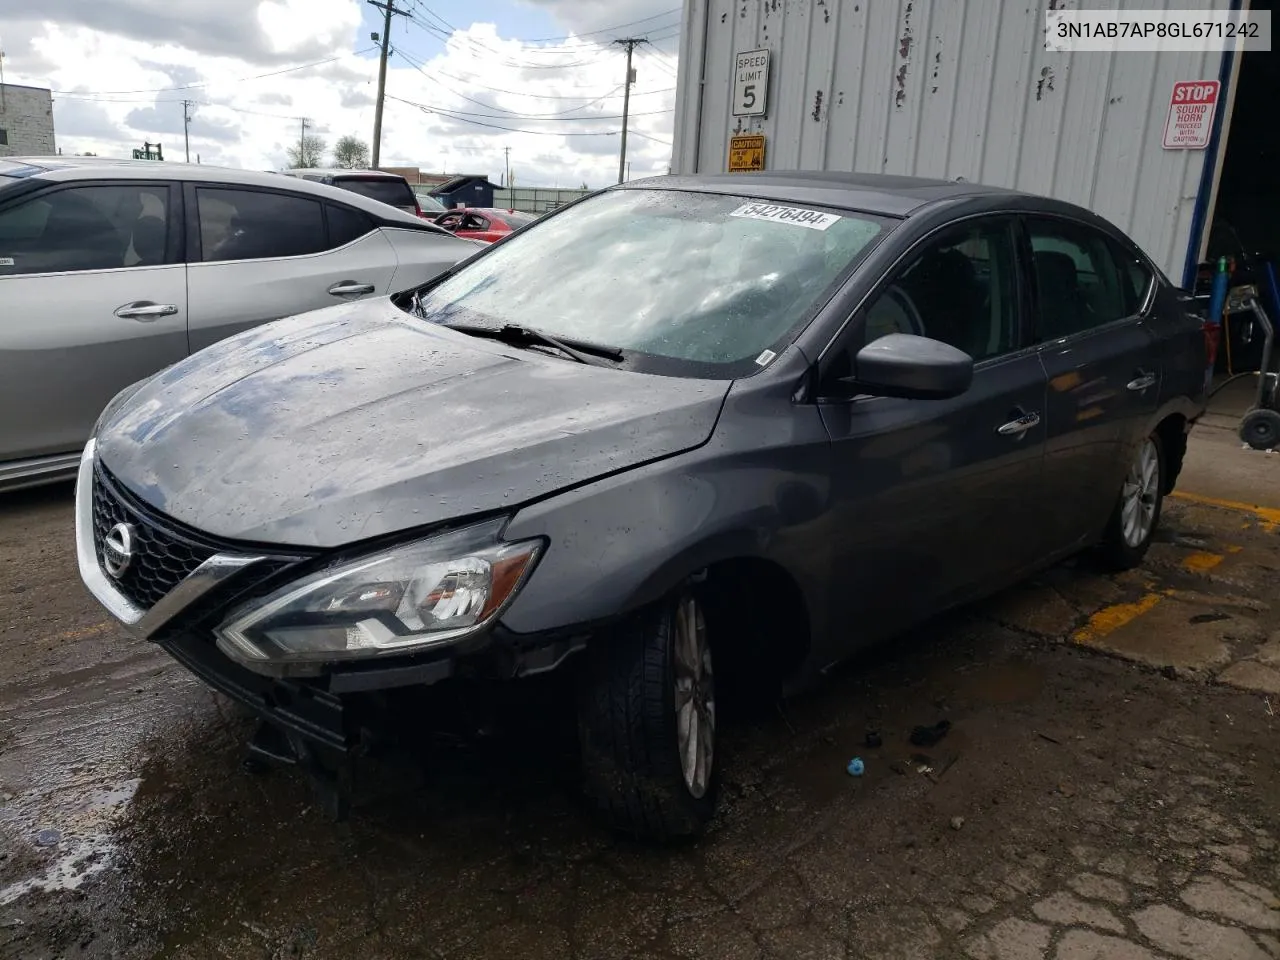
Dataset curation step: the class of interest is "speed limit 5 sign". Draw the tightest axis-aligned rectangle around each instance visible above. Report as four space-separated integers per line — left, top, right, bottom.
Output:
733 49 770 117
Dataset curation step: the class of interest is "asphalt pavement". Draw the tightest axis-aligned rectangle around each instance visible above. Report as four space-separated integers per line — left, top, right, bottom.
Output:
1 380 1278 959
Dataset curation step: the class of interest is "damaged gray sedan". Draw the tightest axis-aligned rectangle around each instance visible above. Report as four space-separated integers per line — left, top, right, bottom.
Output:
77 172 1205 838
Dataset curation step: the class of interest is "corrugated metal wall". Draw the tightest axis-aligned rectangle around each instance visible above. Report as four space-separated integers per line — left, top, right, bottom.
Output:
672 0 1232 280
493 187 592 213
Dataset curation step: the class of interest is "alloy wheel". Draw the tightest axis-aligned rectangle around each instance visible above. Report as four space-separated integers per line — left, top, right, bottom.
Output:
672 595 715 799
1121 437 1160 548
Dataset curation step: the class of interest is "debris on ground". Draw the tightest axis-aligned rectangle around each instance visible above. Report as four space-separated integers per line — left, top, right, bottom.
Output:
846 757 864 777
950 816 965 831
909 719 952 747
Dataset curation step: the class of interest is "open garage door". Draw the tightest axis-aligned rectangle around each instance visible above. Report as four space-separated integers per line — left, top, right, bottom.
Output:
1197 0 1280 375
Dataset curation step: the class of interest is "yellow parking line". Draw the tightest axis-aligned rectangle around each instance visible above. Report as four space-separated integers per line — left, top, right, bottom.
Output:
1170 491 1280 532
1072 592 1165 645
1182 551 1225 573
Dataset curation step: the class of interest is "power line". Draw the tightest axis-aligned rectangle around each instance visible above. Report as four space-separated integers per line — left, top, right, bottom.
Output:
428 101 672 124
639 48 680 78
50 91 310 122
393 47 671 120
398 56 676 101
50 48 378 97
628 129 673 147
403 1 680 56
405 9 614 69
387 93 623 137
517 8 682 44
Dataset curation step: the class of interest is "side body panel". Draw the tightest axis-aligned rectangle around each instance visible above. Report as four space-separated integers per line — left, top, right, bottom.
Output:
817 351 1047 661
186 230 399 353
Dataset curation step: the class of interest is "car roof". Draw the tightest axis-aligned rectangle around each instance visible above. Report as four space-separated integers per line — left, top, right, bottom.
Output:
282 168 408 181
622 171 1026 218
0 157 431 226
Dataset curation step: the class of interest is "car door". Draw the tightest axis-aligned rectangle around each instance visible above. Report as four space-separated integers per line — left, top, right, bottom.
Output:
184 185 398 353
0 180 187 464
457 214 497 242
816 216 1048 653
1025 216 1161 552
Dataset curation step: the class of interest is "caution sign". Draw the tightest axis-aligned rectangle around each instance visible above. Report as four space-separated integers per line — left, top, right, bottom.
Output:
1162 80 1219 149
728 134 766 172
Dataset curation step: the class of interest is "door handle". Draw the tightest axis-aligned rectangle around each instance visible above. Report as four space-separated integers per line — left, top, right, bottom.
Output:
997 411 1041 437
114 301 179 322
328 281 376 298
1127 372 1157 392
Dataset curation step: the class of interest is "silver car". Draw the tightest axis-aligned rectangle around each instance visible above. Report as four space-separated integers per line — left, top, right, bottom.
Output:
0 158 479 491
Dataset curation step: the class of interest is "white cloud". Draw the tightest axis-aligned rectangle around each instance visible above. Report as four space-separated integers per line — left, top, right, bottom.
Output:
5 0 680 189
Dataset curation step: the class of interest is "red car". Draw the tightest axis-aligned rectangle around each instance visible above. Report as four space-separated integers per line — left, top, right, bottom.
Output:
431 207 536 243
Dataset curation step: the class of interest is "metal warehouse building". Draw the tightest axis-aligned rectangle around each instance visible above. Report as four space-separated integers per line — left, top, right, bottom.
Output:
671 0 1277 288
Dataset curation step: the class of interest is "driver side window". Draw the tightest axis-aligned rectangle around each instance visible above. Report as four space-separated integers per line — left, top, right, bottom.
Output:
823 218 1019 390
873 220 1018 359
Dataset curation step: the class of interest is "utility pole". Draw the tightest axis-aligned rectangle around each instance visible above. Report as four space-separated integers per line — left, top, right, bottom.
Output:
369 0 409 169
299 117 309 167
504 146 511 189
614 38 647 184
181 99 194 163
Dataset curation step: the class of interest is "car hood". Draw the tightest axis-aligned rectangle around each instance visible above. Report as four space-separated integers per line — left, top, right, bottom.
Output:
96 300 729 548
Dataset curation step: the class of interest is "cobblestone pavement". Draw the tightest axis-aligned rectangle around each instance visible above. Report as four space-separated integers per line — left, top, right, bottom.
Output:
1 428 1279 958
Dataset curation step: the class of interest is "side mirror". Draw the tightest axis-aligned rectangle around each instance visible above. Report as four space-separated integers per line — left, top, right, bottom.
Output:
847 333 974 400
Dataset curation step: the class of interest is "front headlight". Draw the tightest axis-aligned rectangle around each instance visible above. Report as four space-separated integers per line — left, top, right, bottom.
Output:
214 518 542 670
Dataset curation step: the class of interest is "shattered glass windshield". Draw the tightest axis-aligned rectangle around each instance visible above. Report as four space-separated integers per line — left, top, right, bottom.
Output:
414 188 889 377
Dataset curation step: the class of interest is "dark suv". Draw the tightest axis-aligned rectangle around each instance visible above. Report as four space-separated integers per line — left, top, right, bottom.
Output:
77 173 1206 840
280 169 439 219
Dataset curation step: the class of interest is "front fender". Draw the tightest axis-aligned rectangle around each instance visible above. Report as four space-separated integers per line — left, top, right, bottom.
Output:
498 410 834 643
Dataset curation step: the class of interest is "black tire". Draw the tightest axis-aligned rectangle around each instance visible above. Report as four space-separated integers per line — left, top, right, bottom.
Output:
577 591 717 840
1239 408 1280 451
1097 432 1165 571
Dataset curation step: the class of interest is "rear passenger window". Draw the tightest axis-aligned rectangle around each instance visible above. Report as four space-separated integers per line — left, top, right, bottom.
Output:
1109 240 1154 316
197 188 325 263
327 204 374 247
1027 219 1131 340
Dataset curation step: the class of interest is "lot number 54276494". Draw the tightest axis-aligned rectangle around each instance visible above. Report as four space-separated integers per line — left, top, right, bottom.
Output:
733 49 770 117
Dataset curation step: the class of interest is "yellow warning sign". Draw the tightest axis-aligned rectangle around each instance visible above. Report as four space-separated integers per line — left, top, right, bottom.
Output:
728 134 765 172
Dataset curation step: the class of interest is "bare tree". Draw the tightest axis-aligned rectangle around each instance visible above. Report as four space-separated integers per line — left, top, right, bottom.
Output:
286 135 327 168
333 135 371 169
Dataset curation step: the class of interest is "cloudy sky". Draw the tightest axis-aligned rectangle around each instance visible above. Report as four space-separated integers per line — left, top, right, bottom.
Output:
2 0 683 188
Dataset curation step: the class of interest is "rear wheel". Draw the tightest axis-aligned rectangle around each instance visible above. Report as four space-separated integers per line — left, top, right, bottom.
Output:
1097 433 1164 570
577 591 717 840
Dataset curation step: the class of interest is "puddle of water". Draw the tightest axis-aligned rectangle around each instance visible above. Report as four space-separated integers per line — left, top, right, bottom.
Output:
0 778 140 906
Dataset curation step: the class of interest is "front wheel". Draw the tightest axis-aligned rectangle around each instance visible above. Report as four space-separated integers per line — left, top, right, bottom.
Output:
577 591 717 840
1097 433 1165 570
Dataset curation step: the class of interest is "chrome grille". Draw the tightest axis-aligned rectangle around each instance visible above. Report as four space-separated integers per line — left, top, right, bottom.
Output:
91 467 216 610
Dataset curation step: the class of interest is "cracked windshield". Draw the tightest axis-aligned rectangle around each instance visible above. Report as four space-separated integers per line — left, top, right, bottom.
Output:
418 188 885 368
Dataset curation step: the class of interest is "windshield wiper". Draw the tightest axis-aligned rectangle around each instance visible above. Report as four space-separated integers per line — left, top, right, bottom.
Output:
445 323 624 365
